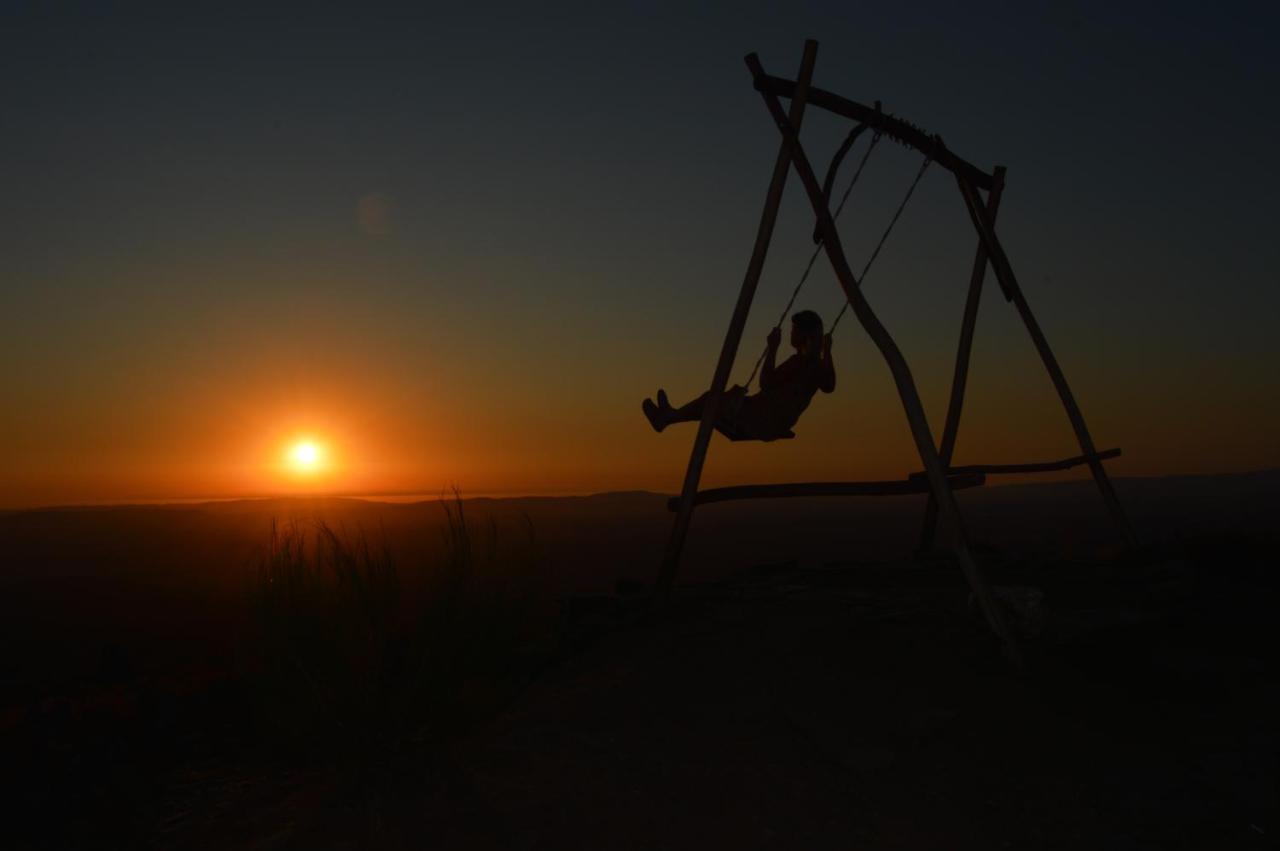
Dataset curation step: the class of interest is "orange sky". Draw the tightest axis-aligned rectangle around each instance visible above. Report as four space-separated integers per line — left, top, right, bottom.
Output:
3 267 1276 509
3 161 1278 508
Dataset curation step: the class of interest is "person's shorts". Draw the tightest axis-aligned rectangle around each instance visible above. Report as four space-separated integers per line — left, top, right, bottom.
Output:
715 386 795 442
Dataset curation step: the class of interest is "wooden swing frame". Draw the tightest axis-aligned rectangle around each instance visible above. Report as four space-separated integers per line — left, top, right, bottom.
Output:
656 41 1134 655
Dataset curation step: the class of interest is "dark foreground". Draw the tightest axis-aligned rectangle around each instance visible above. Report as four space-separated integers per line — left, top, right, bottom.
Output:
461 548 1277 850
3 475 1278 848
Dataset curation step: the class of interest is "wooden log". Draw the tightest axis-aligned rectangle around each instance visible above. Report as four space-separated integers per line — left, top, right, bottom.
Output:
909 448 1122 480
919 166 1006 553
667 473 986 512
954 173 1136 549
746 52 1020 662
653 41 819 599
752 73 995 191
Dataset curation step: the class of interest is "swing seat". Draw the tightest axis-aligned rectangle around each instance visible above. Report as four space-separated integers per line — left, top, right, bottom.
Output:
720 427 795 443
713 402 796 442
712 387 797 442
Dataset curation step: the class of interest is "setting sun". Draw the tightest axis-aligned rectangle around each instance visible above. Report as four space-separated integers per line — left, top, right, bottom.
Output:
287 440 325 475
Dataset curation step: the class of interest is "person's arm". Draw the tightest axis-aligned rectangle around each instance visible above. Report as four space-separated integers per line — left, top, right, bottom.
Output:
818 333 836 393
760 327 782 391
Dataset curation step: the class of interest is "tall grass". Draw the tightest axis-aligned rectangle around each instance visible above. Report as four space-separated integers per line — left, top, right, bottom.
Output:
248 494 548 778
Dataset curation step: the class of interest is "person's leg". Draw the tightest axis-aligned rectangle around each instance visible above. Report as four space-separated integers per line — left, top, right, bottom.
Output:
643 389 707 432
669 385 751 418
666 389 712 422
644 387 747 433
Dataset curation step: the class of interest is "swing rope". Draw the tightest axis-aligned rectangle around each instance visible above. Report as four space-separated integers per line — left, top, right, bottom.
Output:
741 126 883 391
828 150 933 333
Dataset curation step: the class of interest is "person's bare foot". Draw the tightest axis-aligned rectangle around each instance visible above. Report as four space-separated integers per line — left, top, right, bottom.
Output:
642 398 666 433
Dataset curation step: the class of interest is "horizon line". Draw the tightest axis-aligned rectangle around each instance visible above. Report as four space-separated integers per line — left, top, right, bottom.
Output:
5 468 1278 513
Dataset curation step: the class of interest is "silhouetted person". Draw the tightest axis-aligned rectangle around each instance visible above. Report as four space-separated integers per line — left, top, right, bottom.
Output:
643 310 836 441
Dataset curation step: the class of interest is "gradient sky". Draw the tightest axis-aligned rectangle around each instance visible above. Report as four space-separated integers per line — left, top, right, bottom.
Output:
2 2 1278 508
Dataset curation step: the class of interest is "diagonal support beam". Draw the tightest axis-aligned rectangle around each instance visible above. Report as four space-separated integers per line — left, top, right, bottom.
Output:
746 52 1020 659
954 173 1136 549
653 40 819 599
919 165 1006 553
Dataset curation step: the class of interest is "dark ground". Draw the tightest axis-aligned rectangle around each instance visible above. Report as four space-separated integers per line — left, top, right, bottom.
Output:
2 473 1277 848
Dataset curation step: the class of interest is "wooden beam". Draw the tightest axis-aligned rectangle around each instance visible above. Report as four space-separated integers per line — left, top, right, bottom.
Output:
746 52 1020 661
752 73 995 191
653 41 819 599
667 474 986 511
909 448 1122 480
919 166 1006 553
954 173 1136 549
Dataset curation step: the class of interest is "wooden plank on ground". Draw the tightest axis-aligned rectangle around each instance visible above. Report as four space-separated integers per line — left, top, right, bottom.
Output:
667 473 986 511
909 448 1122 480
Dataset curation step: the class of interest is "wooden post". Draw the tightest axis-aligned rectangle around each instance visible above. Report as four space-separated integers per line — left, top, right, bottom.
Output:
919 166 1006 553
653 41 819 598
954 173 1136 549
746 53 1020 658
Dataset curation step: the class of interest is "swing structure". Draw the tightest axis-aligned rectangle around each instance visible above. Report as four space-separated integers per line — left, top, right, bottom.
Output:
657 41 1134 656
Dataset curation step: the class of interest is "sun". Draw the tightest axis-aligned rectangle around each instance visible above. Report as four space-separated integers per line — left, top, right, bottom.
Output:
287 440 324 474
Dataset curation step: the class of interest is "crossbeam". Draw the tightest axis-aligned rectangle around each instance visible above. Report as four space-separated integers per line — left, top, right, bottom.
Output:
916 448 1122 479
751 73 996 191
667 473 986 511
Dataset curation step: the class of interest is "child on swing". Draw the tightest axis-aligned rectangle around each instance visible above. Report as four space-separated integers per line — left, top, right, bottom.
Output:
643 310 836 442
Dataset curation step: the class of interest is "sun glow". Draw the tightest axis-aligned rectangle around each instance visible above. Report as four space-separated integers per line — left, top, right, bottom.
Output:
286 439 325 475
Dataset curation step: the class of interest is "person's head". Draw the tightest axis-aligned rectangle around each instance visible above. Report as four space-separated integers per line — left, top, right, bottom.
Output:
790 310 824 354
